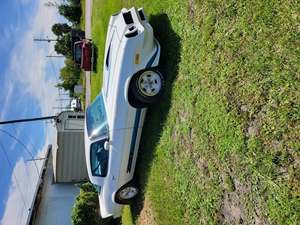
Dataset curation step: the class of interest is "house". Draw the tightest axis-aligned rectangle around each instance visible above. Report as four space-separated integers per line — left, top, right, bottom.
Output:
53 111 88 183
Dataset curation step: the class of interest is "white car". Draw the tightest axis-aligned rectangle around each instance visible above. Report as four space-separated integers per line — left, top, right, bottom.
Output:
84 7 164 218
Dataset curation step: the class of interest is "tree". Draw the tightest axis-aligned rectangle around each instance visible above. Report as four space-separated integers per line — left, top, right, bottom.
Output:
58 4 81 24
54 33 72 56
71 183 101 225
52 23 71 36
71 183 119 225
57 57 80 93
66 0 81 5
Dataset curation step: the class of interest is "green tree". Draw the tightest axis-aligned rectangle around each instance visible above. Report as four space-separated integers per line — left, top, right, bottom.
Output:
57 57 80 93
54 33 72 56
58 4 81 24
66 0 81 6
72 183 101 225
52 23 71 36
71 182 121 225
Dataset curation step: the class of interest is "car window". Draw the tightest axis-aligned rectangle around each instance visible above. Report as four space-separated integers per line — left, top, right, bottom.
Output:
86 93 108 139
74 45 82 62
105 43 111 68
90 139 108 177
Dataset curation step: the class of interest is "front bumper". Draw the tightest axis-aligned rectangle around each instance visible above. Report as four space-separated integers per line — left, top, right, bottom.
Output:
99 193 122 218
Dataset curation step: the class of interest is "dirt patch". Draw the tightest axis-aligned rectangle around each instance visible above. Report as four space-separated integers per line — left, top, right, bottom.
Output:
188 0 196 21
218 176 271 225
219 176 248 224
246 117 261 137
137 196 157 225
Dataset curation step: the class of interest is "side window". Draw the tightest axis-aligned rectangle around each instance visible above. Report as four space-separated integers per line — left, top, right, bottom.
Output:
90 139 108 177
74 45 82 62
105 44 111 68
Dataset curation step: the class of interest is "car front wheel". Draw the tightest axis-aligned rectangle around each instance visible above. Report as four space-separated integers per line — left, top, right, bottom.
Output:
130 69 164 106
115 185 139 204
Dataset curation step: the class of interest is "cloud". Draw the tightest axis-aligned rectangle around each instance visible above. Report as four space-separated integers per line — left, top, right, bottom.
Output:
0 125 57 225
1 0 66 224
0 157 43 225
0 80 15 121
8 0 66 118
17 0 34 5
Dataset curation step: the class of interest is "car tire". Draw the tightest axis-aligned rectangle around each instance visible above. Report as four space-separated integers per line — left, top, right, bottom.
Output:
115 183 139 204
130 69 164 106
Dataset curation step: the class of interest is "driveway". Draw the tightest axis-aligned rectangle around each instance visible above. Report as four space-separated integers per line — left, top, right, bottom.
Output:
85 0 92 108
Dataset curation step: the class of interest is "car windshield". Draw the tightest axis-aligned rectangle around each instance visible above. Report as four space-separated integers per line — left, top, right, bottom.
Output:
74 45 82 62
86 93 108 139
90 139 108 177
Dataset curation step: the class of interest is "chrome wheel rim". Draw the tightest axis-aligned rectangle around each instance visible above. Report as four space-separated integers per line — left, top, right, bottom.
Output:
138 71 162 97
119 187 138 200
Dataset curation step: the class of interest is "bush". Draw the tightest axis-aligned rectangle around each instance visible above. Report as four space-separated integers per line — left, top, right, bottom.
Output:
71 183 101 225
72 183 121 225
56 57 81 94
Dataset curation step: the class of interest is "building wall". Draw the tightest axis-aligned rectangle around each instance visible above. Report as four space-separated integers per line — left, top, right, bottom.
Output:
54 111 88 183
55 131 88 182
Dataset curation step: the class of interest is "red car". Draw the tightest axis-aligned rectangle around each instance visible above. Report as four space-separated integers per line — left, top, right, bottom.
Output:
73 39 93 71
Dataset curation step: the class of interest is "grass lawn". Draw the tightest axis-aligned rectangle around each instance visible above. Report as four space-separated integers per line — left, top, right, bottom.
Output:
91 0 300 224
80 0 86 30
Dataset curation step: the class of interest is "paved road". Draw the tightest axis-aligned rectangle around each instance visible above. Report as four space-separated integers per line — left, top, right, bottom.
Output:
85 0 92 108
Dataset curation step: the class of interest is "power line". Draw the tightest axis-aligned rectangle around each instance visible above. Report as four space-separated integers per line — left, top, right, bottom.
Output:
0 141 28 212
0 129 40 176
11 125 41 160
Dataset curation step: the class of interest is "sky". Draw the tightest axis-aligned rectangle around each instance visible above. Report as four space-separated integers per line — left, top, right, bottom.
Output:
0 1 67 224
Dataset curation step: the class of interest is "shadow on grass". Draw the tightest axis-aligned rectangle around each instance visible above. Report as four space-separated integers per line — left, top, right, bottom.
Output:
92 43 99 72
130 13 181 221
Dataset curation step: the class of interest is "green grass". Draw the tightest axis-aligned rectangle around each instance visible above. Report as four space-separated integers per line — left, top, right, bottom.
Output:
91 0 122 100
91 1 300 225
80 0 86 30
122 206 135 225
79 0 86 106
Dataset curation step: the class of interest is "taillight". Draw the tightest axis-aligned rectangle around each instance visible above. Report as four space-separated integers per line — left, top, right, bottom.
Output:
123 11 133 24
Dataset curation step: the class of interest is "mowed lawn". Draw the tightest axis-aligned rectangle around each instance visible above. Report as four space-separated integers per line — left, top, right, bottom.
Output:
90 0 300 225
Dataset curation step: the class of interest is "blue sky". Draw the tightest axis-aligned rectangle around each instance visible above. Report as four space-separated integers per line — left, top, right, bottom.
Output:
0 1 66 224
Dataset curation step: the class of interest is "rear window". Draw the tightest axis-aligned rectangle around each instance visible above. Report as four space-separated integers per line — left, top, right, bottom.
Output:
74 45 82 62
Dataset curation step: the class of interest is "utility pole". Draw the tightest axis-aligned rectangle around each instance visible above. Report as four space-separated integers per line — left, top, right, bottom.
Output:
53 107 71 110
33 38 57 43
56 99 71 101
27 157 47 161
46 55 64 58
0 116 57 125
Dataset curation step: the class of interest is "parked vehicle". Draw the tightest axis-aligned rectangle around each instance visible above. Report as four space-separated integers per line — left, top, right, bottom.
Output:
73 39 93 71
70 97 82 112
71 29 85 46
84 7 164 218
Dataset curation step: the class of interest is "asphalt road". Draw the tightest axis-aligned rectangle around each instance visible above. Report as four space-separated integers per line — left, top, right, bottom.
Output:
85 0 92 108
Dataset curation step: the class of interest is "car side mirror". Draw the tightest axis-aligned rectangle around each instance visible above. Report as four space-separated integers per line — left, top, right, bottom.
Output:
104 141 110 151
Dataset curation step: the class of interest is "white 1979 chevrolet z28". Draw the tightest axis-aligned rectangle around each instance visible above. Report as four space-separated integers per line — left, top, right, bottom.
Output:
84 7 164 218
